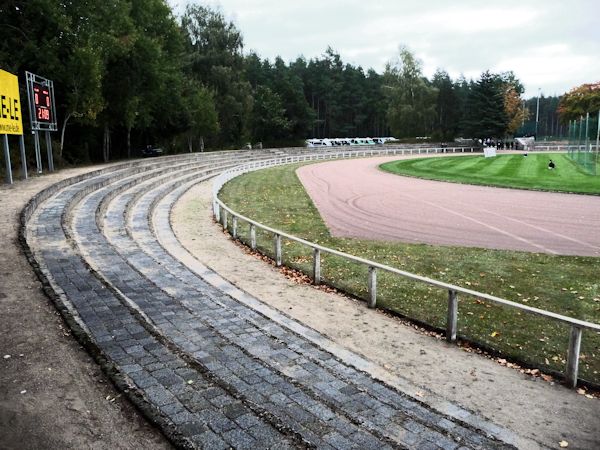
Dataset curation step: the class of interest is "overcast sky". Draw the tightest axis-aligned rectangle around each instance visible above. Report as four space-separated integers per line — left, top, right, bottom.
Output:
169 0 599 98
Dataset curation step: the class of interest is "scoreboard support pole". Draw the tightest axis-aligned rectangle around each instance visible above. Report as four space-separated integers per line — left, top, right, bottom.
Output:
34 131 42 174
45 131 54 172
3 134 13 185
19 134 28 179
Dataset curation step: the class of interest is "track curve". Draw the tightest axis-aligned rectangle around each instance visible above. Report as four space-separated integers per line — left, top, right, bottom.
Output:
297 156 600 256
22 150 520 449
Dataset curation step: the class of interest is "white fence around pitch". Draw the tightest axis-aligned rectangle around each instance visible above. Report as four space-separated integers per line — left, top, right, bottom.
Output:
211 146 600 388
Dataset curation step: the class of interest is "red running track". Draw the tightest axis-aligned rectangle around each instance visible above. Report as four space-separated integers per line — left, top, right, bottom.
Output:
296 156 600 257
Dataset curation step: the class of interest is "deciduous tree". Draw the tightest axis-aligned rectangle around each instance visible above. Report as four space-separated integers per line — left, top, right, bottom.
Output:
558 82 600 121
383 46 437 138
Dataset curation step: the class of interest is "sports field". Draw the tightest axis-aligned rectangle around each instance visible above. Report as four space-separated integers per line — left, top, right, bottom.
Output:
380 153 600 194
219 161 600 384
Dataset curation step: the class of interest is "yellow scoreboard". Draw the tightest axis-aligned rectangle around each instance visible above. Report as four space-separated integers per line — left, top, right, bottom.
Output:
0 69 23 135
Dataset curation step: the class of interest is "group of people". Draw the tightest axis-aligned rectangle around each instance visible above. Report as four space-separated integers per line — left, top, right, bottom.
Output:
480 138 515 149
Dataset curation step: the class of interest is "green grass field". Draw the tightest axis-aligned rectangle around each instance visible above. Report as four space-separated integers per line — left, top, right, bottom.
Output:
380 153 600 194
219 163 600 385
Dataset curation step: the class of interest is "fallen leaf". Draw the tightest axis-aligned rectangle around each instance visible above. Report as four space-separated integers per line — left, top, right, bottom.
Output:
491 331 500 337
415 391 424 397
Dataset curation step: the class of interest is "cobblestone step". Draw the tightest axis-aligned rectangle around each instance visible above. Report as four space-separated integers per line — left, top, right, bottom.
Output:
115 173 502 449
25 154 303 449
70 165 391 448
23 151 518 449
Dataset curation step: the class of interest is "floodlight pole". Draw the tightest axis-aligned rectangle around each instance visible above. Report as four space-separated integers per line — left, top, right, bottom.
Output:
584 112 590 151
596 110 600 153
535 88 541 137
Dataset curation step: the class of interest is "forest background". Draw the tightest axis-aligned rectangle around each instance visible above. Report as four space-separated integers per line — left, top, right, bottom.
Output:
0 0 572 164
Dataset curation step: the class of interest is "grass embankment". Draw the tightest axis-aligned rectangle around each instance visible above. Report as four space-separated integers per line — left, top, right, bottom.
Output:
380 153 600 194
219 163 600 384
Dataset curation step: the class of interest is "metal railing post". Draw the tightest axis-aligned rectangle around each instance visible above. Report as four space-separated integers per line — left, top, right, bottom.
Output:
274 234 282 266
212 148 600 390
313 248 321 285
232 216 238 239
566 326 582 388
250 224 256 250
368 266 377 308
447 290 458 342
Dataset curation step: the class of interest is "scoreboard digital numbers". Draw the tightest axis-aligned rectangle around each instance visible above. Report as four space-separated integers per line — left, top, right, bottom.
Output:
33 82 52 122
25 71 57 131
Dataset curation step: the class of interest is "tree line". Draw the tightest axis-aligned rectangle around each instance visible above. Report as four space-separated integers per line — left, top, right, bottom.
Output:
0 0 574 164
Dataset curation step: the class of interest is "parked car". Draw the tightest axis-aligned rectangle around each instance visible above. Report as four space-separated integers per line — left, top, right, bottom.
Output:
141 145 164 157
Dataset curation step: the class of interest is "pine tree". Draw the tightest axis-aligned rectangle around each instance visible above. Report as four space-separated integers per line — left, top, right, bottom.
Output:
462 71 508 139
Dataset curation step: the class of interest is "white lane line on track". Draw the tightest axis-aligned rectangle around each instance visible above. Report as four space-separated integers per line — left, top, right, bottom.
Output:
397 191 558 254
357 159 581 253
299 157 600 255
475 206 600 254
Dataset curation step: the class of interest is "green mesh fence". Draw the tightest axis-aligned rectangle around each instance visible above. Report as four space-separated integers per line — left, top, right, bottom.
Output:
567 112 600 175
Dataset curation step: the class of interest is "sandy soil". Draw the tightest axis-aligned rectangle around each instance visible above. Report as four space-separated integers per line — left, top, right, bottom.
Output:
296 156 600 256
172 180 600 450
0 168 170 450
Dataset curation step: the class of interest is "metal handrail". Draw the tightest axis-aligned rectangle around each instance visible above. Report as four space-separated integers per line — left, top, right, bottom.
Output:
212 146 598 387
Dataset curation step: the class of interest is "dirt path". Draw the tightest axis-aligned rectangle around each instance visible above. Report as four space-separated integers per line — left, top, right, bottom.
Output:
296 156 600 256
0 169 170 450
172 180 600 450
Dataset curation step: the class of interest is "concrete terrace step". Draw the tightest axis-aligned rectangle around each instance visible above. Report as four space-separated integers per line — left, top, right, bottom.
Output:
22 150 517 449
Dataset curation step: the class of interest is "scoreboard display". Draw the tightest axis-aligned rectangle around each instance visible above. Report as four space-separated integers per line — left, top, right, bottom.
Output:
33 82 52 123
25 71 57 131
